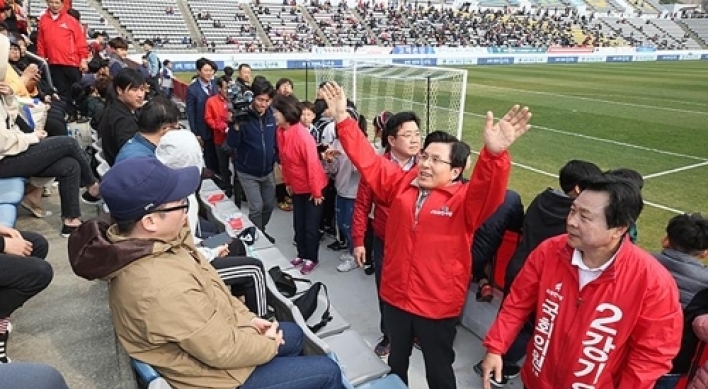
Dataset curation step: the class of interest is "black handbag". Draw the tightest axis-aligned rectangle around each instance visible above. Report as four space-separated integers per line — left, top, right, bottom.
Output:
294 282 333 333
268 266 310 298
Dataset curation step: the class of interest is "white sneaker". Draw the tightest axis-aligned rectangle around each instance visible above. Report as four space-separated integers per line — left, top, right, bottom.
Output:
337 257 358 272
339 253 353 262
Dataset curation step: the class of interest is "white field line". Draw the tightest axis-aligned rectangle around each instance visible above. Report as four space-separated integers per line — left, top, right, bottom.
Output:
466 82 708 117
468 150 685 214
354 94 708 162
643 161 708 179
567 93 707 108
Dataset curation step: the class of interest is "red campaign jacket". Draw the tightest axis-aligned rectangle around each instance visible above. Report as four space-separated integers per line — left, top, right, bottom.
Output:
204 95 229 146
337 117 509 319
483 235 683 389
276 122 328 198
37 9 88 67
351 151 399 247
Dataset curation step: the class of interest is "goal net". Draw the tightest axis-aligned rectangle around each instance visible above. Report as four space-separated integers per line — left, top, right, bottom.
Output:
313 61 468 140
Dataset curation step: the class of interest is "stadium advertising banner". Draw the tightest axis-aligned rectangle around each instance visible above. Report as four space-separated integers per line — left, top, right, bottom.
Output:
285 60 344 69
547 56 579 64
171 61 226 72
606 55 634 63
636 47 658 52
130 49 708 71
392 58 438 66
516 56 546 64
634 55 657 62
392 46 436 55
478 57 514 65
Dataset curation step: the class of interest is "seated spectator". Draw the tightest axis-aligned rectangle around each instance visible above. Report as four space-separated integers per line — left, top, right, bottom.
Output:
115 96 180 164
107 37 129 77
156 129 269 317
68 157 344 389
654 213 708 389
86 76 111 130
0 40 101 236
0 225 53 363
98 68 145 166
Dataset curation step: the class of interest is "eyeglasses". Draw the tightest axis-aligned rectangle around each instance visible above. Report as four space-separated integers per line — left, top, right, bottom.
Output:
396 131 421 140
418 152 452 166
147 199 189 216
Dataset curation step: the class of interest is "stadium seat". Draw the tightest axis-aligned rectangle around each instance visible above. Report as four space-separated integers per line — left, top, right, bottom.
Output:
320 330 391 387
356 374 408 389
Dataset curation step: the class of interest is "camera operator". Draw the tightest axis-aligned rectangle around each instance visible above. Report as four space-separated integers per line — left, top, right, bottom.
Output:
233 63 251 96
226 78 277 240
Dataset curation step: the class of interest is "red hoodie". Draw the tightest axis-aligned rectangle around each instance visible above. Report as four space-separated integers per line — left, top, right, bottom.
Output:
276 122 327 198
37 8 88 67
204 94 229 146
338 117 509 319
483 235 683 389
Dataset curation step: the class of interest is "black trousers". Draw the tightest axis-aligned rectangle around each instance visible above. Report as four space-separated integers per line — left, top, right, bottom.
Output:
210 256 268 317
214 143 233 193
292 194 323 263
49 64 81 116
0 232 53 318
319 180 336 231
384 303 458 389
202 137 219 174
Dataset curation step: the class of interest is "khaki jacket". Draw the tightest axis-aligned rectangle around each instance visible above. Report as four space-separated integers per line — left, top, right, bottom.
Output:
103 226 278 389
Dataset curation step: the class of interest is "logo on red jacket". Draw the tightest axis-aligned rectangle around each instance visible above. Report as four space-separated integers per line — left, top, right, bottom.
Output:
430 206 453 217
532 282 564 377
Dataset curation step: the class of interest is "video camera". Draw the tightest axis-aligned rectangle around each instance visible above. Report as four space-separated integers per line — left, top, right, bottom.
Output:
228 84 254 121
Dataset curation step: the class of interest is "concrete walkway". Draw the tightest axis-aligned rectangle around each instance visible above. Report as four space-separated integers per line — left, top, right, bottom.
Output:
10 193 522 389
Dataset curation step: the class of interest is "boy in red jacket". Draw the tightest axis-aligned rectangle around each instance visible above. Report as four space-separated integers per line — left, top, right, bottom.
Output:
204 76 234 198
321 82 532 389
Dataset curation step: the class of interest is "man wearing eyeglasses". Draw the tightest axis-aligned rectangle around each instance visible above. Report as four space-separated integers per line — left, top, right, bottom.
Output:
321 82 532 389
67 157 344 389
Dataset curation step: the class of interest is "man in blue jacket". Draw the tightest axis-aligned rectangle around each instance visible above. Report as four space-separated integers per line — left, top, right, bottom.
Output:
186 58 218 172
227 79 277 237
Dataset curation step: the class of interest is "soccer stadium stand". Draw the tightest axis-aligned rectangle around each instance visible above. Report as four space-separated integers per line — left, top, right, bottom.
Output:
250 2 322 52
185 0 267 53
582 0 624 14
305 1 376 47
602 17 695 49
681 18 708 47
101 0 194 52
652 18 703 50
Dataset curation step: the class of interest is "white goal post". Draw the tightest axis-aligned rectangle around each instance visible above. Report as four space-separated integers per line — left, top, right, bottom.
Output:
313 61 468 140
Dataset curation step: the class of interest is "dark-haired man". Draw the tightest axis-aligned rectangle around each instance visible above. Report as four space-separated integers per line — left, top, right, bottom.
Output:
481 174 683 389
226 78 277 236
98 68 145 166
474 159 602 386
350 111 420 358
114 97 181 163
654 213 708 389
186 57 218 172
321 82 531 389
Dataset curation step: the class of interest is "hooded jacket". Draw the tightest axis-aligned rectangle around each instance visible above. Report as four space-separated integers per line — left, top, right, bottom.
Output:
504 188 574 291
484 235 683 389
654 249 708 374
67 215 278 389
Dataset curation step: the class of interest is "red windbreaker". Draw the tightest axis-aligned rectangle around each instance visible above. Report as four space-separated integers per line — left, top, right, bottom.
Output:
350 151 411 247
337 118 509 319
276 123 327 198
484 235 683 389
204 95 229 146
37 9 88 67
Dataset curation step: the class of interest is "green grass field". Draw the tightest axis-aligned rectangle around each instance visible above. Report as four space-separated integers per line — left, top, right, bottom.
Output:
176 62 708 252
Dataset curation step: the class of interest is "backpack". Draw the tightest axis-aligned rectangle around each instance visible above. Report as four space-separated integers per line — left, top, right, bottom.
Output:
293 282 333 333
